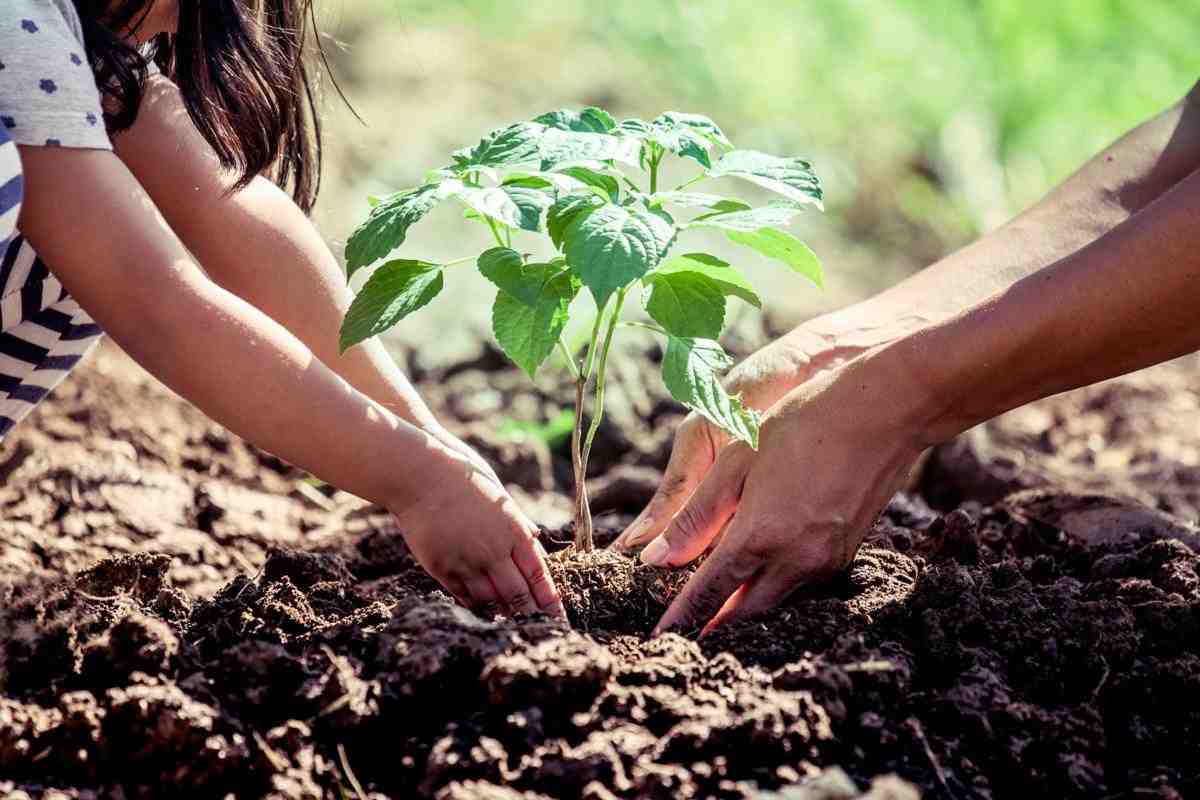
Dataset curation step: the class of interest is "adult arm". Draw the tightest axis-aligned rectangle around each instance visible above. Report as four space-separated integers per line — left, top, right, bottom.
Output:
617 81 1200 551
645 161 1200 634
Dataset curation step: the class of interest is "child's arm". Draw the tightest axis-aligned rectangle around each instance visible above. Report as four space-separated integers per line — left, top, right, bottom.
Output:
16 144 564 620
113 77 443 433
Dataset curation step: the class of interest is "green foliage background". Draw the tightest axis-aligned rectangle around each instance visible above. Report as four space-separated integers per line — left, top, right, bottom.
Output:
316 0 1199 353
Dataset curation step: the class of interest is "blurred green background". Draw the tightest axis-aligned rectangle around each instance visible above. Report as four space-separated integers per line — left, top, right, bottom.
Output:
311 0 1199 362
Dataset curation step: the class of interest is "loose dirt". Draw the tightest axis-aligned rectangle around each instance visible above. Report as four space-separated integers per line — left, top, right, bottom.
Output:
1 343 1198 798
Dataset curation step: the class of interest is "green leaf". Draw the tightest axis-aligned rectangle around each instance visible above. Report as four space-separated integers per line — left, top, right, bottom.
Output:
726 228 824 288
558 166 621 202
547 191 604 250
366 195 382 208
688 202 807 232
661 336 759 447
647 253 761 308
345 181 458 276
492 268 579 378
653 112 733 149
643 270 727 339
615 116 713 169
477 247 572 307
451 184 550 232
651 192 751 213
339 260 444 352
708 150 823 209
452 122 545 170
503 171 587 193
616 118 654 137
539 129 640 171
533 107 617 133
562 202 677 307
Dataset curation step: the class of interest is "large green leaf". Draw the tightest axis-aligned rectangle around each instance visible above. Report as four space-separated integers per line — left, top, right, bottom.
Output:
339 260 444 352
452 122 545 170
688 202 807 232
534 107 617 133
539 128 640 171
562 202 677 307
651 192 751 213
653 112 733 149
643 270 727 339
451 184 550 232
345 181 458 276
726 228 824 288
547 191 604 250
662 336 759 447
708 150 823 208
492 268 579 378
647 253 761 308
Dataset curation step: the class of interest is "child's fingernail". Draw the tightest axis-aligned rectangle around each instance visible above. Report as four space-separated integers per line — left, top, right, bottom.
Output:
640 537 670 566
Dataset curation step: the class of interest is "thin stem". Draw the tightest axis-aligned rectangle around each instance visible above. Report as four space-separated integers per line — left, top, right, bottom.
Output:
581 297 609 380
620 320 667 335
557 337 582 381
673 174 705 192
443 255 477 267
570 374 591 551
581 286 628 469
649 151 661 195
484 216 506 248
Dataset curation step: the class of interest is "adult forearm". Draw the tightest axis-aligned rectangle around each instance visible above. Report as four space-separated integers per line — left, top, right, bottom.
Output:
805 82 1200 350
890 166 1200 447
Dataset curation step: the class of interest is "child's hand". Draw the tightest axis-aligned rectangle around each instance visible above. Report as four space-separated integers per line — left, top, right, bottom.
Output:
391 435 566 621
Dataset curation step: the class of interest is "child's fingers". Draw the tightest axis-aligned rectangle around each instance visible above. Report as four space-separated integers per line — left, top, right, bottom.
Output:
487 559 541 617
513 538 567 620
464 574 501 618
440 574 472 608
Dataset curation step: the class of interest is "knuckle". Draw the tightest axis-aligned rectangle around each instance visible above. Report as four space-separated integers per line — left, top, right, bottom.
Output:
669 503 708 543
741 530 778 562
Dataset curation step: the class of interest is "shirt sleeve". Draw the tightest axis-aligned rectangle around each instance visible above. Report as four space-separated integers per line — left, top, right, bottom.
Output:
0 2 112 151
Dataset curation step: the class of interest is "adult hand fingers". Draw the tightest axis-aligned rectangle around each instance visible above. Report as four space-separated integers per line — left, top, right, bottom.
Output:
511 537 567 620
639 444 752 568
652 532 759 635
614 416 720 551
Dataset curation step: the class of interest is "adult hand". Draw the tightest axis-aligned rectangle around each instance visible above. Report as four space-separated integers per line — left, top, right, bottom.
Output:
638 351 930 634
391 434 567 621
614 326 858 552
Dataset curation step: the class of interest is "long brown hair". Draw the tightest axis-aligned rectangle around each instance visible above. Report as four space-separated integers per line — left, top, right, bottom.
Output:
73 0 349 213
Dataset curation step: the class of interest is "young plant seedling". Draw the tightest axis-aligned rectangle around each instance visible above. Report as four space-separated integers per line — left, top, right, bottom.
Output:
341 107 824 552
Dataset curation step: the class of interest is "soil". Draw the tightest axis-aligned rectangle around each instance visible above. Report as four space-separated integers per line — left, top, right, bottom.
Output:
1 341 1199 799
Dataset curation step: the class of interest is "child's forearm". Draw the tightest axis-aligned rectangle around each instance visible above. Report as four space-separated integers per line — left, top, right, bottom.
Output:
805 82 1200 350
112 76 442 431
18 146 448 514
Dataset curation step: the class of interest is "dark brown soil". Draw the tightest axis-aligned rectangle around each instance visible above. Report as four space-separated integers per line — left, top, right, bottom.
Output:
1 341 1199 799
547 545 693 635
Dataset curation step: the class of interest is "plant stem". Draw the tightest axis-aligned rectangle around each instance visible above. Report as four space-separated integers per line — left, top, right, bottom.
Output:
620 320 667 335
649 151 661 195
673 174 705 192
570 375 592 551
557 338 582 380
580 286 627 505
484 216 506 248
571 296 611 552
